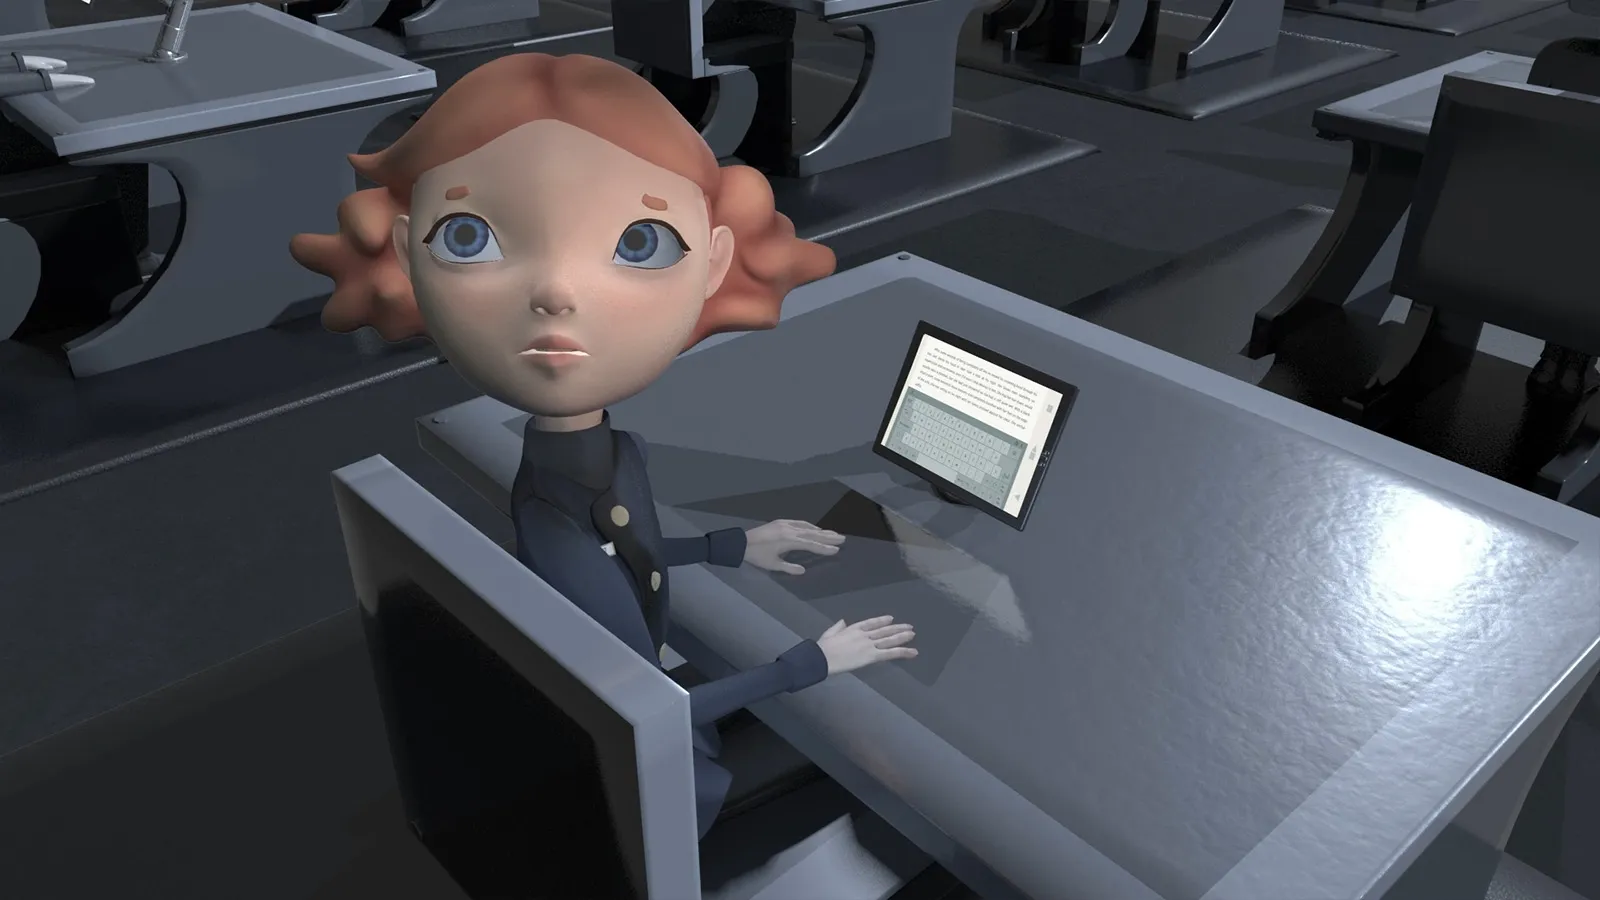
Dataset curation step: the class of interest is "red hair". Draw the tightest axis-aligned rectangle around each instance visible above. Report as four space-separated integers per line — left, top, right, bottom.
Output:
289 53 835 345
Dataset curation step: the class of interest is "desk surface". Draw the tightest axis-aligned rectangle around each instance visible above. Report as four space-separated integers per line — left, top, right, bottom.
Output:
0 5 434 157
1314 51 1532 153
419 254 1600 900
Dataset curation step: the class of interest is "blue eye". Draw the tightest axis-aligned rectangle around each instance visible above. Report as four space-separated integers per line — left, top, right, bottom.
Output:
426 214 503 264
613 220 687 270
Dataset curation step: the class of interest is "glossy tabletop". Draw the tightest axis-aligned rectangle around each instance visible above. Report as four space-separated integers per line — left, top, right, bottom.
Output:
418 254 1600 900
0 4 434 157
1314 51 1533 154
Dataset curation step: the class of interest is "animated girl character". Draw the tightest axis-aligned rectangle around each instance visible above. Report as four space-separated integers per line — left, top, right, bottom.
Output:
290 53 918 838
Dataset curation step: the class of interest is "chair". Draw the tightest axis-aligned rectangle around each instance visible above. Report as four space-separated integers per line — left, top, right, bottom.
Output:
331 456 933 899
1529 38 1600 99
1337 75 1600 504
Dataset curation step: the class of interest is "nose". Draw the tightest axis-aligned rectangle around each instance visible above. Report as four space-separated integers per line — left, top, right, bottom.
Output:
529 282 577 317
530 296 574 316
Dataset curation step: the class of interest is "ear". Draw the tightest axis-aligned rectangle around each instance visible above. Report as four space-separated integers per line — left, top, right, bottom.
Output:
703 224 734 300
392 214 412 281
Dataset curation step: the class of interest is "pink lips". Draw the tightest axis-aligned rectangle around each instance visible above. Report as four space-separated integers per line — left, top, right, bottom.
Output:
520 334 589 369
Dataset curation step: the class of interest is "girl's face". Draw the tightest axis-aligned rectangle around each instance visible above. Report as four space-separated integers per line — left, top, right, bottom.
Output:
394 119 734 418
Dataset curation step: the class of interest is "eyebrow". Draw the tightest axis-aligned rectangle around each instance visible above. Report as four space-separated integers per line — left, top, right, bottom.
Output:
444 186 471 201
641 194 669 211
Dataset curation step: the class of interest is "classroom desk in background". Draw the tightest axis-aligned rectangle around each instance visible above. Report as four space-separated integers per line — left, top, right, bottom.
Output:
0 5 434 377
419 252 1600 900
1246 51 1534 358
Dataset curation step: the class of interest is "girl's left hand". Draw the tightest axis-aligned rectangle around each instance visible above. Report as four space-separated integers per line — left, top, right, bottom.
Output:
743 519 845 575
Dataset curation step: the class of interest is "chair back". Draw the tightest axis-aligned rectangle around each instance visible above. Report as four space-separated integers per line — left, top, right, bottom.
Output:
332 456 701 900
1394 75 1600 358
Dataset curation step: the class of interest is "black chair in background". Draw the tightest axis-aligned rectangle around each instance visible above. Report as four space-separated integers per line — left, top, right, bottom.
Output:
1529 38 1600 99
1337 75 1600 504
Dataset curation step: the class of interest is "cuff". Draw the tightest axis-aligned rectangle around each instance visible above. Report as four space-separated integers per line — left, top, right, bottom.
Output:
705 527 748 568
775 640 828 692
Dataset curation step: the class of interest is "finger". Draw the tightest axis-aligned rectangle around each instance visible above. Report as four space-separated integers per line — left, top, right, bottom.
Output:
46 73 93 89
864 622 914 639
881 647 918 660
810 530 846 545
790 538 840 556
874 630 916 649
851 615 895 630
821 619 847 639
777 562 805 576
20 56 68 72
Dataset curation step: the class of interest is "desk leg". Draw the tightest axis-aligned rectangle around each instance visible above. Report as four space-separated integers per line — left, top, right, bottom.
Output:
62 97 420 378
0 2 49 36
1178 0 1284 73
1243 140 1421 360
313 0 393 30
792 0 965 177
1058 0 1155 66
401 0 537 36
1533 396 1600 504
1338 301 1482 428
0 217 40 340
982 0 1049 60
1453 668 1599 852
701 69 759 161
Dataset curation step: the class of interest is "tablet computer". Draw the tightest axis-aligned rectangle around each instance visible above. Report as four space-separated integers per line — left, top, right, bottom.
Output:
874 321 1077 531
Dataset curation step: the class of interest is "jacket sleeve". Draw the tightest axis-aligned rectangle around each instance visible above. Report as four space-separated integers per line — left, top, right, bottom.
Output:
625 431 748 569
662 528 747 568
513 496 660 662
686 639 828 726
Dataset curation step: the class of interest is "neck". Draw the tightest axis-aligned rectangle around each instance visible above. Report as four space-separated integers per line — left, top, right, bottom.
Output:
533 410 605 433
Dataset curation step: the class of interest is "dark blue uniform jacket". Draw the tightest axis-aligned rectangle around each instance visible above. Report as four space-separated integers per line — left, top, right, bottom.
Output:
510 413 827 837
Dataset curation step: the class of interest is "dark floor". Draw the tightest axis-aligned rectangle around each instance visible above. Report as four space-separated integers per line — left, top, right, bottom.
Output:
3 0 1599 896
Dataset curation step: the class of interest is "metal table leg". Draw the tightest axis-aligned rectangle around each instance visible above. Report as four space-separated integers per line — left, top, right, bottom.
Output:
61 96 421 378
701 68 759 161
794 0 967 177
1244 139 1422 359
1338 300 1482 427
1454 668 1599 851
984 0 1156 68
1178 0 1283 72
1059 0 1155 67
0 1 49 36
401 0 538 37
312 0 394 32
1533 396 1600 504
0 217 39 340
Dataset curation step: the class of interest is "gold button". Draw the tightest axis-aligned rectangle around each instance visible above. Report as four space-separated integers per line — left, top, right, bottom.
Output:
650 571 661 591
610 505 630 527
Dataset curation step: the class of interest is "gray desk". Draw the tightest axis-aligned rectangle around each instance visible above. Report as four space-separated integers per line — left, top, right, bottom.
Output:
1245 51 1532 358
417 253 1600 900
0 6 435 377
0 2 49 37
1285 0 1564 38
